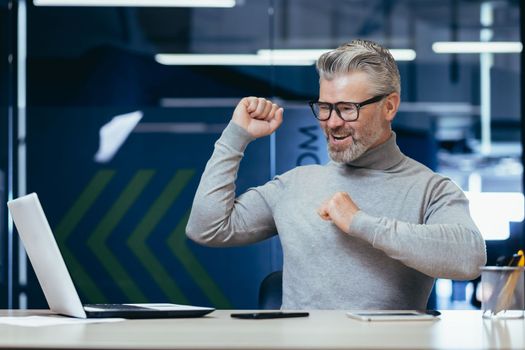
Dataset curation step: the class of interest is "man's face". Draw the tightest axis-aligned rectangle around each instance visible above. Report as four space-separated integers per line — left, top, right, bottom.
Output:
319 72 391 163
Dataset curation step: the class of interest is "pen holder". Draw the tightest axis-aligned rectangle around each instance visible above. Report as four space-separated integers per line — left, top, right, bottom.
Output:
481 266 524 319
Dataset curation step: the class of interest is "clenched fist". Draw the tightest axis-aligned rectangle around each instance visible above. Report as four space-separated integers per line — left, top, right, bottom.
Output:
232 97 284 139
318 192 360 234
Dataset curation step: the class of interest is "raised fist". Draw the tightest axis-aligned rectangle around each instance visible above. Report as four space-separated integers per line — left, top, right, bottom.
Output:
232 97 284 139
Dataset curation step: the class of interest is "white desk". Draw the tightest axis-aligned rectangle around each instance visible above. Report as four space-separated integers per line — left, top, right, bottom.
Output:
0 310 523 349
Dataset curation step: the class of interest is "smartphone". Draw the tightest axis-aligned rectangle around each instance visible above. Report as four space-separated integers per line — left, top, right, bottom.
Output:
230 311 309 319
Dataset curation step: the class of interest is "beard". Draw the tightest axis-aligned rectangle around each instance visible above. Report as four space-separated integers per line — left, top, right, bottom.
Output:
322 110 385 164
325 132 369 163
324 128 372 164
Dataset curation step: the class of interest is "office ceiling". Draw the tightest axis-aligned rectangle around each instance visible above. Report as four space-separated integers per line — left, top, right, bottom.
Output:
27 0 520 64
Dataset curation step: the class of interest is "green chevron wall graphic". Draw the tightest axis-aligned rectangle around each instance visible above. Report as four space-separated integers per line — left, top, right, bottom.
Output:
126 169 194 304
167 210 232 308
55 170 115 303
55 168 232 307
86 170 155 302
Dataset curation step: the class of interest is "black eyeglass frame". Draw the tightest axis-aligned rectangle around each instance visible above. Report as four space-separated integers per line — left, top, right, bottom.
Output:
308 94 388 122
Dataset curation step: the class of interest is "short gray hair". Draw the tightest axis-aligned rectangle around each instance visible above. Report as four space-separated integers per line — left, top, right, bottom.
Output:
316 39 401 96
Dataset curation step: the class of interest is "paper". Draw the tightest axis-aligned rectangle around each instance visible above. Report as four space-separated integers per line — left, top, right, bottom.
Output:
0 315 124 327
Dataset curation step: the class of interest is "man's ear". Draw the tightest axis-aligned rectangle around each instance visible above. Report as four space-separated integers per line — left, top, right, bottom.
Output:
383 93 400 122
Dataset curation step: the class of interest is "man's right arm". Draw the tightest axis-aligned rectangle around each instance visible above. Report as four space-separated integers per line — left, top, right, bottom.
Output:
186 97 283 247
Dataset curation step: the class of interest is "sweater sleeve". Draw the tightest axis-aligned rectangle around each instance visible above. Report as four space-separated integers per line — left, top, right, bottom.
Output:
349 178 487 280
186 122 279 247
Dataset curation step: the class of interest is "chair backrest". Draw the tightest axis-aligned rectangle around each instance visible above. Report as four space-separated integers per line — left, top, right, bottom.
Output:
258 270 439 310
258 271 283 309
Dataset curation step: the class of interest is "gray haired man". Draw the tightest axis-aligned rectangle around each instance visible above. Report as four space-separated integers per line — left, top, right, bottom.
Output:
186 39 486 310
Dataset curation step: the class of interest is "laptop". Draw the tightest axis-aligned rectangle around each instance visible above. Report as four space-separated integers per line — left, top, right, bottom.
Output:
7 193 215 319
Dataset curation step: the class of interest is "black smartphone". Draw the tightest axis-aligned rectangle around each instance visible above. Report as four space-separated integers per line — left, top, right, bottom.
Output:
230 311 309 319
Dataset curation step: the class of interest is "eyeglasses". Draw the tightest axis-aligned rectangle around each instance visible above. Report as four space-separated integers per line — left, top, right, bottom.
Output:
308 94 387 122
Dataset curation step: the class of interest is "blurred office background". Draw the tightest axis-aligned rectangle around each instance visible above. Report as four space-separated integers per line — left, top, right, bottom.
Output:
0 0 523 310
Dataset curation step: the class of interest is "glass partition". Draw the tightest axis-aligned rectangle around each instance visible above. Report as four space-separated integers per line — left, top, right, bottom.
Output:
0 0 13 309
2 0 522 309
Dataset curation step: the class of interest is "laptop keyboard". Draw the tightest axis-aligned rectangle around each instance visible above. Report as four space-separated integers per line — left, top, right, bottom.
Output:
84 304 146 311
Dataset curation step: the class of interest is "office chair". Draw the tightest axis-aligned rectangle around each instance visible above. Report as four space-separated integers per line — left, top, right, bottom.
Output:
258 271 283 309
259 270 439 309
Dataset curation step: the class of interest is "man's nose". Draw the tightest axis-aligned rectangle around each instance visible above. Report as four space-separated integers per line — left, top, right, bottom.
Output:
326 110 345 129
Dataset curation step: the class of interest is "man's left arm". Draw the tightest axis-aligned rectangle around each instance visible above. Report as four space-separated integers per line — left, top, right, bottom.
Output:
318 181 487 280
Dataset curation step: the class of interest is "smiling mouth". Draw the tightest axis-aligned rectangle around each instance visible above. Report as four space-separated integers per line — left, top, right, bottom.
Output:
331 134 352 141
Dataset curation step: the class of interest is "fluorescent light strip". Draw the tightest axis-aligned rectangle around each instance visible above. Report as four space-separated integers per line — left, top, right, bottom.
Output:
33 0 235 7
390 49 417 61
155 48 416 66
156 54 288 66
257 49 416 62
257 49 329 61
433 41 522 54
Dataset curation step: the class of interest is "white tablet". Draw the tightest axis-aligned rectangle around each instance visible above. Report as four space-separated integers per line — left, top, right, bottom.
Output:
346 310 441 322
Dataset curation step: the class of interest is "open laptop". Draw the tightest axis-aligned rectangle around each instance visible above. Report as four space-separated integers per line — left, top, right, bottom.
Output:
7 193 215 319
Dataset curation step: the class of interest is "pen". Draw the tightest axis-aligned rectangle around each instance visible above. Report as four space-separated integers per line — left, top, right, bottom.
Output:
493 250 524 315
507 252 523 267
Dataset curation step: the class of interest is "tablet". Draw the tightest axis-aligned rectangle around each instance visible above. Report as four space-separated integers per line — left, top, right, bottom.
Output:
346 310 440 322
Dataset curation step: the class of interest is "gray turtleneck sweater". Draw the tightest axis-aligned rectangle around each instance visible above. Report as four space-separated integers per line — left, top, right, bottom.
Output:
186 122 487 310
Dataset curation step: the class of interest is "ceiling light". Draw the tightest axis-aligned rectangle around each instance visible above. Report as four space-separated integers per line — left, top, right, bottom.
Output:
257 49 416 62
432 41 522 54
33 0 236 7
156 54 277 66
386 49 416 61
155 48 416 66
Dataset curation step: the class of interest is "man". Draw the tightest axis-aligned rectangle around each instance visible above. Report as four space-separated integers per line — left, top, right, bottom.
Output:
186 39 486 310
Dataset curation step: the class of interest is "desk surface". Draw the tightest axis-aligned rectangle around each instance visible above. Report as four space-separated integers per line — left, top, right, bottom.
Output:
0 310 523 349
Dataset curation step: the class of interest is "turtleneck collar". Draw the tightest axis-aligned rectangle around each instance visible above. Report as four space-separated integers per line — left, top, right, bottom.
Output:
330 132 405 170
